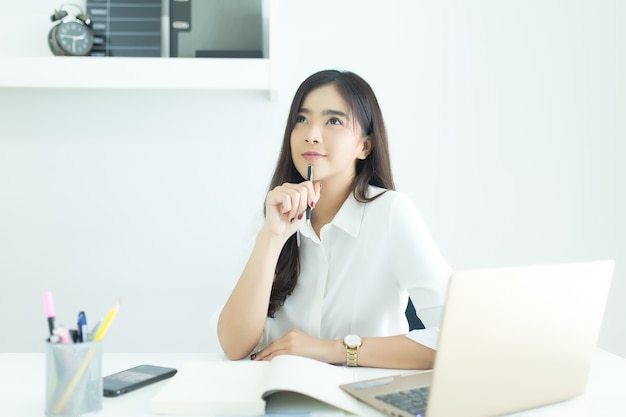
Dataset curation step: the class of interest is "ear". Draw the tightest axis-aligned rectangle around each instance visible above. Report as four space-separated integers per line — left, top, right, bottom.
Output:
357 136 373 160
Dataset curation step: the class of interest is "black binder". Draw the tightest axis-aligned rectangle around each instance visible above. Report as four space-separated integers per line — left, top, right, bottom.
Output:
86 0 162 57
169 0 263 58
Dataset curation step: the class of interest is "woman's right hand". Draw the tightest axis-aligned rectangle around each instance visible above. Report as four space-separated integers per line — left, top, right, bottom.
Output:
263 181 321 242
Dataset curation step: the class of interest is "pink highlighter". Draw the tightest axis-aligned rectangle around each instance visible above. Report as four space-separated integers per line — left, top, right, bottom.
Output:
43 291 56 337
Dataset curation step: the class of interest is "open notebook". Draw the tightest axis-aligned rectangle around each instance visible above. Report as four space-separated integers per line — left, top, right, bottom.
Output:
341 260 614 417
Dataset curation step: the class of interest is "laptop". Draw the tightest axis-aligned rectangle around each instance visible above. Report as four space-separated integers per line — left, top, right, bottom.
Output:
341 260 615 417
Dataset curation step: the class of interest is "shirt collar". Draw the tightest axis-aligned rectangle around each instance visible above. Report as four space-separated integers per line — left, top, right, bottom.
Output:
331 191 365 238
299 185 385 240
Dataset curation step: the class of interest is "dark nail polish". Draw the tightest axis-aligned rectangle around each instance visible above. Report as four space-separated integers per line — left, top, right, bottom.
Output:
297 213 303 220
290 217 295 223
250 353 256 360
310 201 315 208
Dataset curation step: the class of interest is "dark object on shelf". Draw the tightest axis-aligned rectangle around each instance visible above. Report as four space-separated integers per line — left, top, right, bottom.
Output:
170 0 263 58
195 50 262 58
86 0 161 57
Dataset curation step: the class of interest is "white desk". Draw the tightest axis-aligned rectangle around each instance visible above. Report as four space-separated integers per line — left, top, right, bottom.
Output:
1 349 624 417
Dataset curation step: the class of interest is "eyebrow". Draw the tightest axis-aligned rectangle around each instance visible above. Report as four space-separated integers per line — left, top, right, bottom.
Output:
298 108 350 119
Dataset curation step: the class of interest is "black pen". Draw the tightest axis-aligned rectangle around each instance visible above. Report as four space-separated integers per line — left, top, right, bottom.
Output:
306 164 313 226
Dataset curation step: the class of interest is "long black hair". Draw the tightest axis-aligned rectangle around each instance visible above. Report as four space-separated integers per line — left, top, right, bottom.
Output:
266 70 395 317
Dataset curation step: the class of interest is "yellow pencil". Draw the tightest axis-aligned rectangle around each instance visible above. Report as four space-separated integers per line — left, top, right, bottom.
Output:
94 301 120 341
53 301 121 414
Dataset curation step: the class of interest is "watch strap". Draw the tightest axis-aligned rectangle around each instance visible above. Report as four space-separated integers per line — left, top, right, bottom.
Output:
346 345 359 367
343 335 362 367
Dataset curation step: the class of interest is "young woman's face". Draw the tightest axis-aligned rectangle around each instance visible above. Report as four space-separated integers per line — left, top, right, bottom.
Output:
290 84 370 186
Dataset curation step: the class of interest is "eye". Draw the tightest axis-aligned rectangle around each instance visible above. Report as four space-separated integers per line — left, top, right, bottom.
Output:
295 114 307 124
327 117 343 126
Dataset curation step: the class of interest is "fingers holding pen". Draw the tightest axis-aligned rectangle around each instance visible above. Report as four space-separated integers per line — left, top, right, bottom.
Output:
266 183 312 224
310 181 322 209
272 182 321 221
287 184 309 223
299 179 323 222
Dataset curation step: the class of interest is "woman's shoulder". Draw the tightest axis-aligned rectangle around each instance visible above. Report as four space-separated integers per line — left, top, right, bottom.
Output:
366 186 415 208
363 187 421 222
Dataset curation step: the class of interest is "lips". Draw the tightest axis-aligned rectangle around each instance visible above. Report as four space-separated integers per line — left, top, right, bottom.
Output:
302 152 324 161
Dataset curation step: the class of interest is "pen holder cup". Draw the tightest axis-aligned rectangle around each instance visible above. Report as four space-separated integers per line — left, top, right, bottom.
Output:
45 341 103 416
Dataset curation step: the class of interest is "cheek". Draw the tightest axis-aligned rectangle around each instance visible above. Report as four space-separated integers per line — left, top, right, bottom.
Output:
290 128 303 146
340 137 365 158
290 132 299 154
290 133 305 173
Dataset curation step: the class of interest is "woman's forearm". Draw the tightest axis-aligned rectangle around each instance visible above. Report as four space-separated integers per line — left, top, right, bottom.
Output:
217 227 285 359
357 335 436 369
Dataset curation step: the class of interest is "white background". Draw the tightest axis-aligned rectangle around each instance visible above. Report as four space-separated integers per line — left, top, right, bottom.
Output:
1 0 624 358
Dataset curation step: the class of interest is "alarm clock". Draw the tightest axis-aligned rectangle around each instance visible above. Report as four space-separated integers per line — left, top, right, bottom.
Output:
48 5 94 56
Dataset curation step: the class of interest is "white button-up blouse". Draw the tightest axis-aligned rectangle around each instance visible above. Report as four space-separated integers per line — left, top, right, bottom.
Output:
249 186 452 352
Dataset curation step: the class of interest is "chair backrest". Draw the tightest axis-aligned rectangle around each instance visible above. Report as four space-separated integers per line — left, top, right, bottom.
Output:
405 298 425 330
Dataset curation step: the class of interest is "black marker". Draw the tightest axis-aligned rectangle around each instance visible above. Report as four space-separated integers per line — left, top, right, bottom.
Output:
306 164 313 226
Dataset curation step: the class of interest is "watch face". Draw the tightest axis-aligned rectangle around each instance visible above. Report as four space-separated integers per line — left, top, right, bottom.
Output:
344 334 362 347
55 21 93 56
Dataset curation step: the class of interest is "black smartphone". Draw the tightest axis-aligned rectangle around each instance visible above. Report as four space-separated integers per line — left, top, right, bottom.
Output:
103 364 177 397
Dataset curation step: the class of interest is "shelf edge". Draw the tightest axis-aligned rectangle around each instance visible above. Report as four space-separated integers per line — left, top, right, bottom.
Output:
0 57 270 90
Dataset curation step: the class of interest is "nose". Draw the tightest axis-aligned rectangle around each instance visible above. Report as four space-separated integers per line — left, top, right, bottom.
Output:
305 124 322 143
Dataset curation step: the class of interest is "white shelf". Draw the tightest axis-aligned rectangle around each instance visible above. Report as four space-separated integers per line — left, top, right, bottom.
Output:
0 1 276 92
0 56 270 90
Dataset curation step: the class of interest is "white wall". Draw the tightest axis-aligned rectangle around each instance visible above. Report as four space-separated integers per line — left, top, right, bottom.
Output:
1 0 624 357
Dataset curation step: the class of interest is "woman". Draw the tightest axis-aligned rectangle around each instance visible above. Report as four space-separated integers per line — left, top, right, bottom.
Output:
218 70 451 369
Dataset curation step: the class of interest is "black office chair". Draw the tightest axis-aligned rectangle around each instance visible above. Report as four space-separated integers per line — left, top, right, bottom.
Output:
405 298 425 330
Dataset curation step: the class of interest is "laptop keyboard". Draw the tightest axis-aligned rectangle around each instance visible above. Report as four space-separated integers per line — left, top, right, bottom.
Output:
375 386 430 417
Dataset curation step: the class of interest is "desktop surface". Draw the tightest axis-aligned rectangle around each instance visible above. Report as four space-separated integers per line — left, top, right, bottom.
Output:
0 349 624 417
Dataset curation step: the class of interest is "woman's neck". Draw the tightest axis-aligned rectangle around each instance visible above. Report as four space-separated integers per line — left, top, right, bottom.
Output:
310 178 354 237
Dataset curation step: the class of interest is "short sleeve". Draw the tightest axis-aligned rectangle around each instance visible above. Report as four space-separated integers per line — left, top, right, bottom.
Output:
388 193 452 349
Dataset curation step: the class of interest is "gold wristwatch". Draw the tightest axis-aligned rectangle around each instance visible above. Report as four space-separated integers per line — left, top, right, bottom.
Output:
343 334 363 367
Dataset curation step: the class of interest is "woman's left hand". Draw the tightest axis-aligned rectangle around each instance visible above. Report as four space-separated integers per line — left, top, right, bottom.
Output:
251 329 343 363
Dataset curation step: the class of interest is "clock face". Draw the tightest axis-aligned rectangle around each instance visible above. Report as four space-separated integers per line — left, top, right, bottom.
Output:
55 21 93 56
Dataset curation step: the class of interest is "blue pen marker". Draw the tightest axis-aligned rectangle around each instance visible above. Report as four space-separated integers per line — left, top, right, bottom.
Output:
77 311 88 343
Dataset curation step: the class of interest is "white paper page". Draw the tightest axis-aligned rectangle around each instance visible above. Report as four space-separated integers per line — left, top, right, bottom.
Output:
151 361 269 416
262 355 360 415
